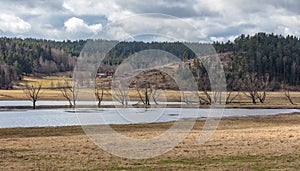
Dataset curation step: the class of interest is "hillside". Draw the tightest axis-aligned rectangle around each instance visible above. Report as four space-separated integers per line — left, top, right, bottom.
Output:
0 33 299 91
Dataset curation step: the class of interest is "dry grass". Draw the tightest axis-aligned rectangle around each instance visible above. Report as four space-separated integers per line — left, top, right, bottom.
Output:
0 75 299 107
1 88 299 108
0 113 300 170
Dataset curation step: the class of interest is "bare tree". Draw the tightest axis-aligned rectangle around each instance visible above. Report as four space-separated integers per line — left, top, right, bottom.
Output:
241 72 269 104
225 72 241 104
135 81 159 105
58 78 78 108
195 65 225 105
23 84 42 109
95 85 105 107
94 78 110 107
198 81 212 104
285 90 295 105
257 74 269 103
136 82 150 105
192 59 212 105
191 57 227 105
242 73 258 104
150 87 159 105
112 84 128 106
281 82 295 105
226 91 240 104
110 77 129 106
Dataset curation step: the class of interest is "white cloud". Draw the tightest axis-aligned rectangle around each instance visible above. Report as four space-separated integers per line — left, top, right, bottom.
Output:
0 0 299 41
62 0 133 22
62 2 75 13
101 14 207 42
0 14 31 34
64 17 102 34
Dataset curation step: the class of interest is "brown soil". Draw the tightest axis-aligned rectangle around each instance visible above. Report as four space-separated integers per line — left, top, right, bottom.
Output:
0 113 300 170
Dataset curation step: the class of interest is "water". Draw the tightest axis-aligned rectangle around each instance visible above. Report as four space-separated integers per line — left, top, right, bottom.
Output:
0 100 184 106
0 107 299 128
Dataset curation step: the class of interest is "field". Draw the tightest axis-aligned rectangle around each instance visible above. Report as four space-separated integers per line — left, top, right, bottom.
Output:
1 113 300 170
0 75 299 108
1 75 300 170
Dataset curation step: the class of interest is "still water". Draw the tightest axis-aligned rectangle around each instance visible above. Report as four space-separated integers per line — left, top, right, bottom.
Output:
0 106 299 128
0 100 183 106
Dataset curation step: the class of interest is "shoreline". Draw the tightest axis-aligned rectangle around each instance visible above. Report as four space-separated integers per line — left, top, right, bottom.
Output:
1 104 300 109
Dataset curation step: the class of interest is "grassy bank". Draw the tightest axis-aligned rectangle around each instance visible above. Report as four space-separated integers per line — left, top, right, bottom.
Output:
1 88 299 108
1 113 300 170
0 75 299 109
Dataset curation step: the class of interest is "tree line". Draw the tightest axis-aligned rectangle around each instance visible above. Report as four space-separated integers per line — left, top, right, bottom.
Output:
0 33 299 94
214 33 300 88
0 37 84 89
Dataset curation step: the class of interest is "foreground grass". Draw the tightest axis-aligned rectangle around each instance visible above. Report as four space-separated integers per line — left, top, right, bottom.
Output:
1 113 300 170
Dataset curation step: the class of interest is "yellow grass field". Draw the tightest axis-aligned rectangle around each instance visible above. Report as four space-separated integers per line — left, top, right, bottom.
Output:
0 75 299 107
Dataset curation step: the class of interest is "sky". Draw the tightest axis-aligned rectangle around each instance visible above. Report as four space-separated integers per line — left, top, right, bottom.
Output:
0 0 299 42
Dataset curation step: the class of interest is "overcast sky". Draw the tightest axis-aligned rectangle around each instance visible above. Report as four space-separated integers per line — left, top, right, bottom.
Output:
0 0 299 42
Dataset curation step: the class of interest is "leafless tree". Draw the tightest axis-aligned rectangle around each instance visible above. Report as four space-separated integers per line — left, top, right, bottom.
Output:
195 79 212 105
257 74 269 103
95 85 105 108
23 84 42 109
226 91 240 104
192 57 227 105
192 59 211 105
241 72 269 104
94 78 110 107
112 85 128 106
135 81 159 105
111 78 129 106
195 67 225 105
225 74 240 104
285 90 295 105
150 88 159 105
281 82 295 105
58 78 78 108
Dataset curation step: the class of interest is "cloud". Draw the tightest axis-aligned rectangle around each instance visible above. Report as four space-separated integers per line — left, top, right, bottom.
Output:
64 17 102 34
0 0 299 41
62 0 133 22
62 2 75 13
99 14 207 42
0 14 31 34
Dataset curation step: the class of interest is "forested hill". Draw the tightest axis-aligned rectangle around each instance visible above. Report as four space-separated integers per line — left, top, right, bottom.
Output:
0 38 85 89
214 33 300 88
0 33 299 89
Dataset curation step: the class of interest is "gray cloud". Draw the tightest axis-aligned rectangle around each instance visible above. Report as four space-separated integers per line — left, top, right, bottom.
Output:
0 0 299 41
114 0 220 18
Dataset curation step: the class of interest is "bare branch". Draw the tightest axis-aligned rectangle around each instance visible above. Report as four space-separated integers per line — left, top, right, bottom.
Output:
23 83 43 109
58 77 78 108
94 78 110 107
281 81 295 105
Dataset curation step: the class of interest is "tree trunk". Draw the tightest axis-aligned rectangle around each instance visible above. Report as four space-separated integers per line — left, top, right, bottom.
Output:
67 100 73 108
73 99 76 109
285 91 295 105
33 100 36 109
145 90 150 105
251 95 256 104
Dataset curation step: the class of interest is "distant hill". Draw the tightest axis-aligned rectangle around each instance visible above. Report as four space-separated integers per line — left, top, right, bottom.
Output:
0 38 85 89
0 33 299 90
